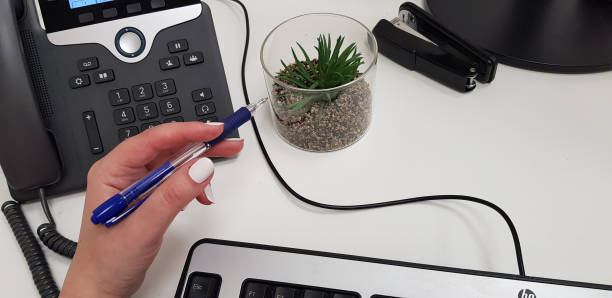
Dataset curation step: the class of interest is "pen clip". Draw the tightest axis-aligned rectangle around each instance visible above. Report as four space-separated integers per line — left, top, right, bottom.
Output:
104 195 151 227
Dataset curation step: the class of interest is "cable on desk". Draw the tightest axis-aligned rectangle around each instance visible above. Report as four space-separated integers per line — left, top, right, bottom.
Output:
37 189 77 258
227 0 526 276
2 200 60 298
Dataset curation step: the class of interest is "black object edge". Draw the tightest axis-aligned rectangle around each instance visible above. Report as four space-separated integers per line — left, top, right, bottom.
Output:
175 238 612 297
373 19 476 93
400 2 497 83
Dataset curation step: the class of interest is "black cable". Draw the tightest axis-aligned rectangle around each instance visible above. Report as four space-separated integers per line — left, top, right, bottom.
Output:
36 189 77 258
39 189 54 226
228 0 526 276
2 201 60 298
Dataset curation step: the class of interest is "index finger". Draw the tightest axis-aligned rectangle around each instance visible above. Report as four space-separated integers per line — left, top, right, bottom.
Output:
99 122 223 170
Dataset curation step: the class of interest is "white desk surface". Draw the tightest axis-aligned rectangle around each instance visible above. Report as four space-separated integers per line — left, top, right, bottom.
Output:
1 0 611 297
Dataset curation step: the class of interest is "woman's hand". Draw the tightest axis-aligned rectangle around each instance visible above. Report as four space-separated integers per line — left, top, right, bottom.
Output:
60 122 244 298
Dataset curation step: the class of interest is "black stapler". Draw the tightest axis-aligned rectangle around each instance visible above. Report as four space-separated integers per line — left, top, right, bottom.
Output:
373 2 497 92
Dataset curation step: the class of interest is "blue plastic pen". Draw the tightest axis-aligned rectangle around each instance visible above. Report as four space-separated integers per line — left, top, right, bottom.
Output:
91 98 267 227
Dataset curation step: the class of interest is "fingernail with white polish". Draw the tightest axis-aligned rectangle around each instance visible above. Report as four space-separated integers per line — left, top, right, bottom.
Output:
207 122 224 126
188 158 214 183
204 184 215 203
226 138 244 141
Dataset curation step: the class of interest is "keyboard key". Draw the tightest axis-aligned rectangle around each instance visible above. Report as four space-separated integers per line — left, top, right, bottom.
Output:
242 283 267 298
82 111 103 154
126 3 142 13
78 57 98 71
159 56 180 70
168 39 189 53
109 89 131 106
132 83 153 101
192 88 212 102
118 126 138 141
303 290 326 298
184 51 204 66
160 98 181 115
199 116 219 123
195 102 216 116
274 287 297 298
136 102 159 120
70 74 90 89
94 69 115 84
141 121 161 131
163 116 184 123
155 79 176 97
185 274 220 298
113 107 135 125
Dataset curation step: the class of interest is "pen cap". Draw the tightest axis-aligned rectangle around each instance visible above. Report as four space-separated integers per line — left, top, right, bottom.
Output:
91 194 128 224
208 107 251 147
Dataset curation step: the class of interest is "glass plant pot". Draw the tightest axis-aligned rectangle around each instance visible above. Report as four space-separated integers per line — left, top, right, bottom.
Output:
261 13 378 152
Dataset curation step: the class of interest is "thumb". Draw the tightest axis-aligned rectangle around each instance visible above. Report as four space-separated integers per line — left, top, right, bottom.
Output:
125 157 215 235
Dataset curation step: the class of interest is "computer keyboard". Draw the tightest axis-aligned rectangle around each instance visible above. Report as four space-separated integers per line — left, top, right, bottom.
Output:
175 239 612 298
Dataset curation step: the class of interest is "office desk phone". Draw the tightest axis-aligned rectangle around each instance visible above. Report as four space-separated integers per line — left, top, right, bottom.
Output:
0 0 237 202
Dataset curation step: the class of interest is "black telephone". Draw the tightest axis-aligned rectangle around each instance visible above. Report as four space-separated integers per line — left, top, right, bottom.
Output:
0 0 237 202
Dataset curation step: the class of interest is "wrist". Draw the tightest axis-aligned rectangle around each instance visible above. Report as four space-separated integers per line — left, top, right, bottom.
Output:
61 258 123 298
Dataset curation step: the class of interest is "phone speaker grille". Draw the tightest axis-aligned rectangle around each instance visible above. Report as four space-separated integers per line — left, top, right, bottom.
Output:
20 29 54 120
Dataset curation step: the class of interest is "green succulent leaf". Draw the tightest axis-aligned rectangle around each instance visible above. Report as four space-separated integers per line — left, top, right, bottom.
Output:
275 33 365 115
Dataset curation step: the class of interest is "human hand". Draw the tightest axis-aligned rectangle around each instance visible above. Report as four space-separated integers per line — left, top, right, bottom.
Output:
60 122 244 298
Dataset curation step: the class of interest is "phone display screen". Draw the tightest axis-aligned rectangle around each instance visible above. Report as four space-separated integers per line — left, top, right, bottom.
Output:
68 0 114 9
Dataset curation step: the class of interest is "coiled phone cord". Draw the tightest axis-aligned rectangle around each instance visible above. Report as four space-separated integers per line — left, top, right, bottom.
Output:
1 189 76 297
2 200 60 298
228 0 526 276
36 189 77 258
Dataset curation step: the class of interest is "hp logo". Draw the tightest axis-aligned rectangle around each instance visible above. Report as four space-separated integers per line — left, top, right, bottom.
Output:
518 289 536 298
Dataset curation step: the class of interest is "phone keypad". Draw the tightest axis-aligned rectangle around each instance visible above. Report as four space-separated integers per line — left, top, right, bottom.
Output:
109 89 131 106
141 121 161 131
160 98 181 116
113 107 136 125
76 37 223 146
132 83 154 101
136 102 159 120
118 126 139 142
155 79 176 96
164 116 184 123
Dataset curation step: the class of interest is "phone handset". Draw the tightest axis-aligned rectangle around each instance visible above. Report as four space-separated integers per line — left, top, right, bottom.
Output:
0 0 61 191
